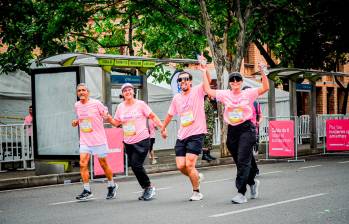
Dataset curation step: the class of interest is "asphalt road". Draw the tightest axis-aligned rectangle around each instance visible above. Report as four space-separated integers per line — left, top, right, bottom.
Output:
0 155 348 224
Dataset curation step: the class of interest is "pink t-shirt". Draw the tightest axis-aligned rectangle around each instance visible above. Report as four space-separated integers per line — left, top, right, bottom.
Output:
168 84 207 140
114 99 152 144
24 114 33 136
75 99 108 147
148 119 156 139
215 88 259 126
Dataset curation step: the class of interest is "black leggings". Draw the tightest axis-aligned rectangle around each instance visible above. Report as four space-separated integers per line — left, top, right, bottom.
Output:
226 120 257 195
124 138 151 189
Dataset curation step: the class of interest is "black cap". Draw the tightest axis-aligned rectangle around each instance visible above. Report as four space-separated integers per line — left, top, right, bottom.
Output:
228 72 243 81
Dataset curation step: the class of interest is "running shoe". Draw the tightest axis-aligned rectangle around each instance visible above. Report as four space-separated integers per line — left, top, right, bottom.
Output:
106 184 119 200
189 191 203 201
143 186 156 201
250 179 260 199
76 189 93 200
231 193 247 204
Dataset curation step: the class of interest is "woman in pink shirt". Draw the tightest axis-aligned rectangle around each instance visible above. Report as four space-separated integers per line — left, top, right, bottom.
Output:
202 63 269 204
110 83 165 201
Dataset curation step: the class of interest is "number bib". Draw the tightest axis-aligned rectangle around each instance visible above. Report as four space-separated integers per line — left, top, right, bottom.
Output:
123 121 136 136
80 118 93 133
227 107 244 124
180 111 194 127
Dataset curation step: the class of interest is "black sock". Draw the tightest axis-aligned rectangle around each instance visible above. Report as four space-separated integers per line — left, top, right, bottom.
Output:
193 189 200 193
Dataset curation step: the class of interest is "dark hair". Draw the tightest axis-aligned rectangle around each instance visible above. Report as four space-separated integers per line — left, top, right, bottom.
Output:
242 86 251 90
29 105 32 109
178 71 192 80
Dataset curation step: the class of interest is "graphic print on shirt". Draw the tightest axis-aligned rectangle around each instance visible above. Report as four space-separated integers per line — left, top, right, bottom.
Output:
226 98 252 125
120 112 143 137
78 108 97 133
179 94 194 127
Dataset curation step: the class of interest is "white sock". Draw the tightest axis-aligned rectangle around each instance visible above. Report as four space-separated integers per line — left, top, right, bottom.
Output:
83 183 91 192
107 181 115 187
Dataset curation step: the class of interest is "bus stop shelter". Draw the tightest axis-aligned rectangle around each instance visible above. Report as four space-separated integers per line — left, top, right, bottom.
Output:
266 68 349 151
29 53 198 160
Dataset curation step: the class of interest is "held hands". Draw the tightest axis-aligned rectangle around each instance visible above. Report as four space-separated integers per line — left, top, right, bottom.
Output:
160 128 168 139
72 119 79 127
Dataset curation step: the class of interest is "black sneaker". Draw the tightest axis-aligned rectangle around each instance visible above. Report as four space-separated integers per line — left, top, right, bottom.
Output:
76 189 93 200
106 184 119 200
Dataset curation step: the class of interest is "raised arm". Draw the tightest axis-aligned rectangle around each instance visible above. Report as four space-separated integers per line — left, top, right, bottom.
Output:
201 68 216 98
258 63 270 96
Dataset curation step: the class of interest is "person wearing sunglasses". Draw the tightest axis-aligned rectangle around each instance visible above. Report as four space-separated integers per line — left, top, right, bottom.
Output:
201 63 269 204
160 68 211 201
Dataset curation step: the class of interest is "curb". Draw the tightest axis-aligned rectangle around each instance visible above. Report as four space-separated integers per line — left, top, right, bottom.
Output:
0 157 234 191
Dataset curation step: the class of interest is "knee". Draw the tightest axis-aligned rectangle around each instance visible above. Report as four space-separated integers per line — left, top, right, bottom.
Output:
177 164 186 172
80 160 88 169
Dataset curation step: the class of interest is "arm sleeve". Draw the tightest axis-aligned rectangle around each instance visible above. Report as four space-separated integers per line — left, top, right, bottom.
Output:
141 101 152 117
168 98 177 116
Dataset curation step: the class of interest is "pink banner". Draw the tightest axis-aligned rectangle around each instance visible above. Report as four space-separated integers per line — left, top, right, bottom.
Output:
94 128 124 176
326 119 349 151
269 120 294 157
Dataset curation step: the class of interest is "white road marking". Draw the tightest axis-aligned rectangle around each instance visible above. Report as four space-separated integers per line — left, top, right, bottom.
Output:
338 160 349 164
209 193 327 218
260 171 282 175
203 178 232 184
49 198 97 205
298 165 322 170
133 187 172 194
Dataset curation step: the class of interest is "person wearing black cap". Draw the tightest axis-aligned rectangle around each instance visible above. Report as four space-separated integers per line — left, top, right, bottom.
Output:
201 63 269 204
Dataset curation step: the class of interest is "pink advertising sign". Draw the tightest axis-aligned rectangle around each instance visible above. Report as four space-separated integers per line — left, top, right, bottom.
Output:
269 120 295 157
326 119 349 151
94 128 124 176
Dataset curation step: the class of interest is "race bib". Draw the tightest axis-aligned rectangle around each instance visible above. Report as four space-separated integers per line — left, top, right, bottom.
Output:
180 111 194 127
80 118 93 133
123 121 136 136
227 107 244 124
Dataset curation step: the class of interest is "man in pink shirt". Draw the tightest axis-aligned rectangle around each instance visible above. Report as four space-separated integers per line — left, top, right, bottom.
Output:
24 105 33 149
72 83 118 201
110 83 165 201
161 68 211 201
202 63 269 204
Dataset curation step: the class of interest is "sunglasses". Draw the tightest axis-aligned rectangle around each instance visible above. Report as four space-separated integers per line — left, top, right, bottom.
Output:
177 77 190 82
229 77 242 82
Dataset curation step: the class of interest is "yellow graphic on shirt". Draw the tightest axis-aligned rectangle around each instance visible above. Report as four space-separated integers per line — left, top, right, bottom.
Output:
123 120 136 136
227 107 244 124
180 111 194 127
80 118 93 133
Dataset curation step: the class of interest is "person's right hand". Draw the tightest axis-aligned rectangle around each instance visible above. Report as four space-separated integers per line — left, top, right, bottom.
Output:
161 128 168 139
197 53 208 70
72 119 79 127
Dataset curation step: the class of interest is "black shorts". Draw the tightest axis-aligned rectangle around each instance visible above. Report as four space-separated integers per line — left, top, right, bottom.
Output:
174 134 205 157
149 138 155 152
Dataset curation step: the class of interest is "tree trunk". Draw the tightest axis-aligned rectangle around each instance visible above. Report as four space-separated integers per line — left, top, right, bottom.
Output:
198 0 230 157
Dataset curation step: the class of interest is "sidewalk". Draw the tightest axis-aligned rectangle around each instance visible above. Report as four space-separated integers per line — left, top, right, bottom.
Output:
0 148 233 191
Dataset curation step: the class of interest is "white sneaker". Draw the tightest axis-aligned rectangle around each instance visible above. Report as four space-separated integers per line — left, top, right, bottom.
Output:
231 193 247 204
190 191 203 201
151 159 157 165
250 179 260 199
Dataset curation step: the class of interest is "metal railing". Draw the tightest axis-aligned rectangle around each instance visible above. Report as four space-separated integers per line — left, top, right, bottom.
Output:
214 114 349 145
0 124 35 171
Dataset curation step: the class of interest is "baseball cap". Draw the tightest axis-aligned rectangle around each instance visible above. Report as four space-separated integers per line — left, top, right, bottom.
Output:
121 83 134 92
228 72 243 82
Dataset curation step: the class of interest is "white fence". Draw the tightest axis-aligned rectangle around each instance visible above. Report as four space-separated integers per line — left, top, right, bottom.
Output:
0 124 35 171
214 114 349 145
